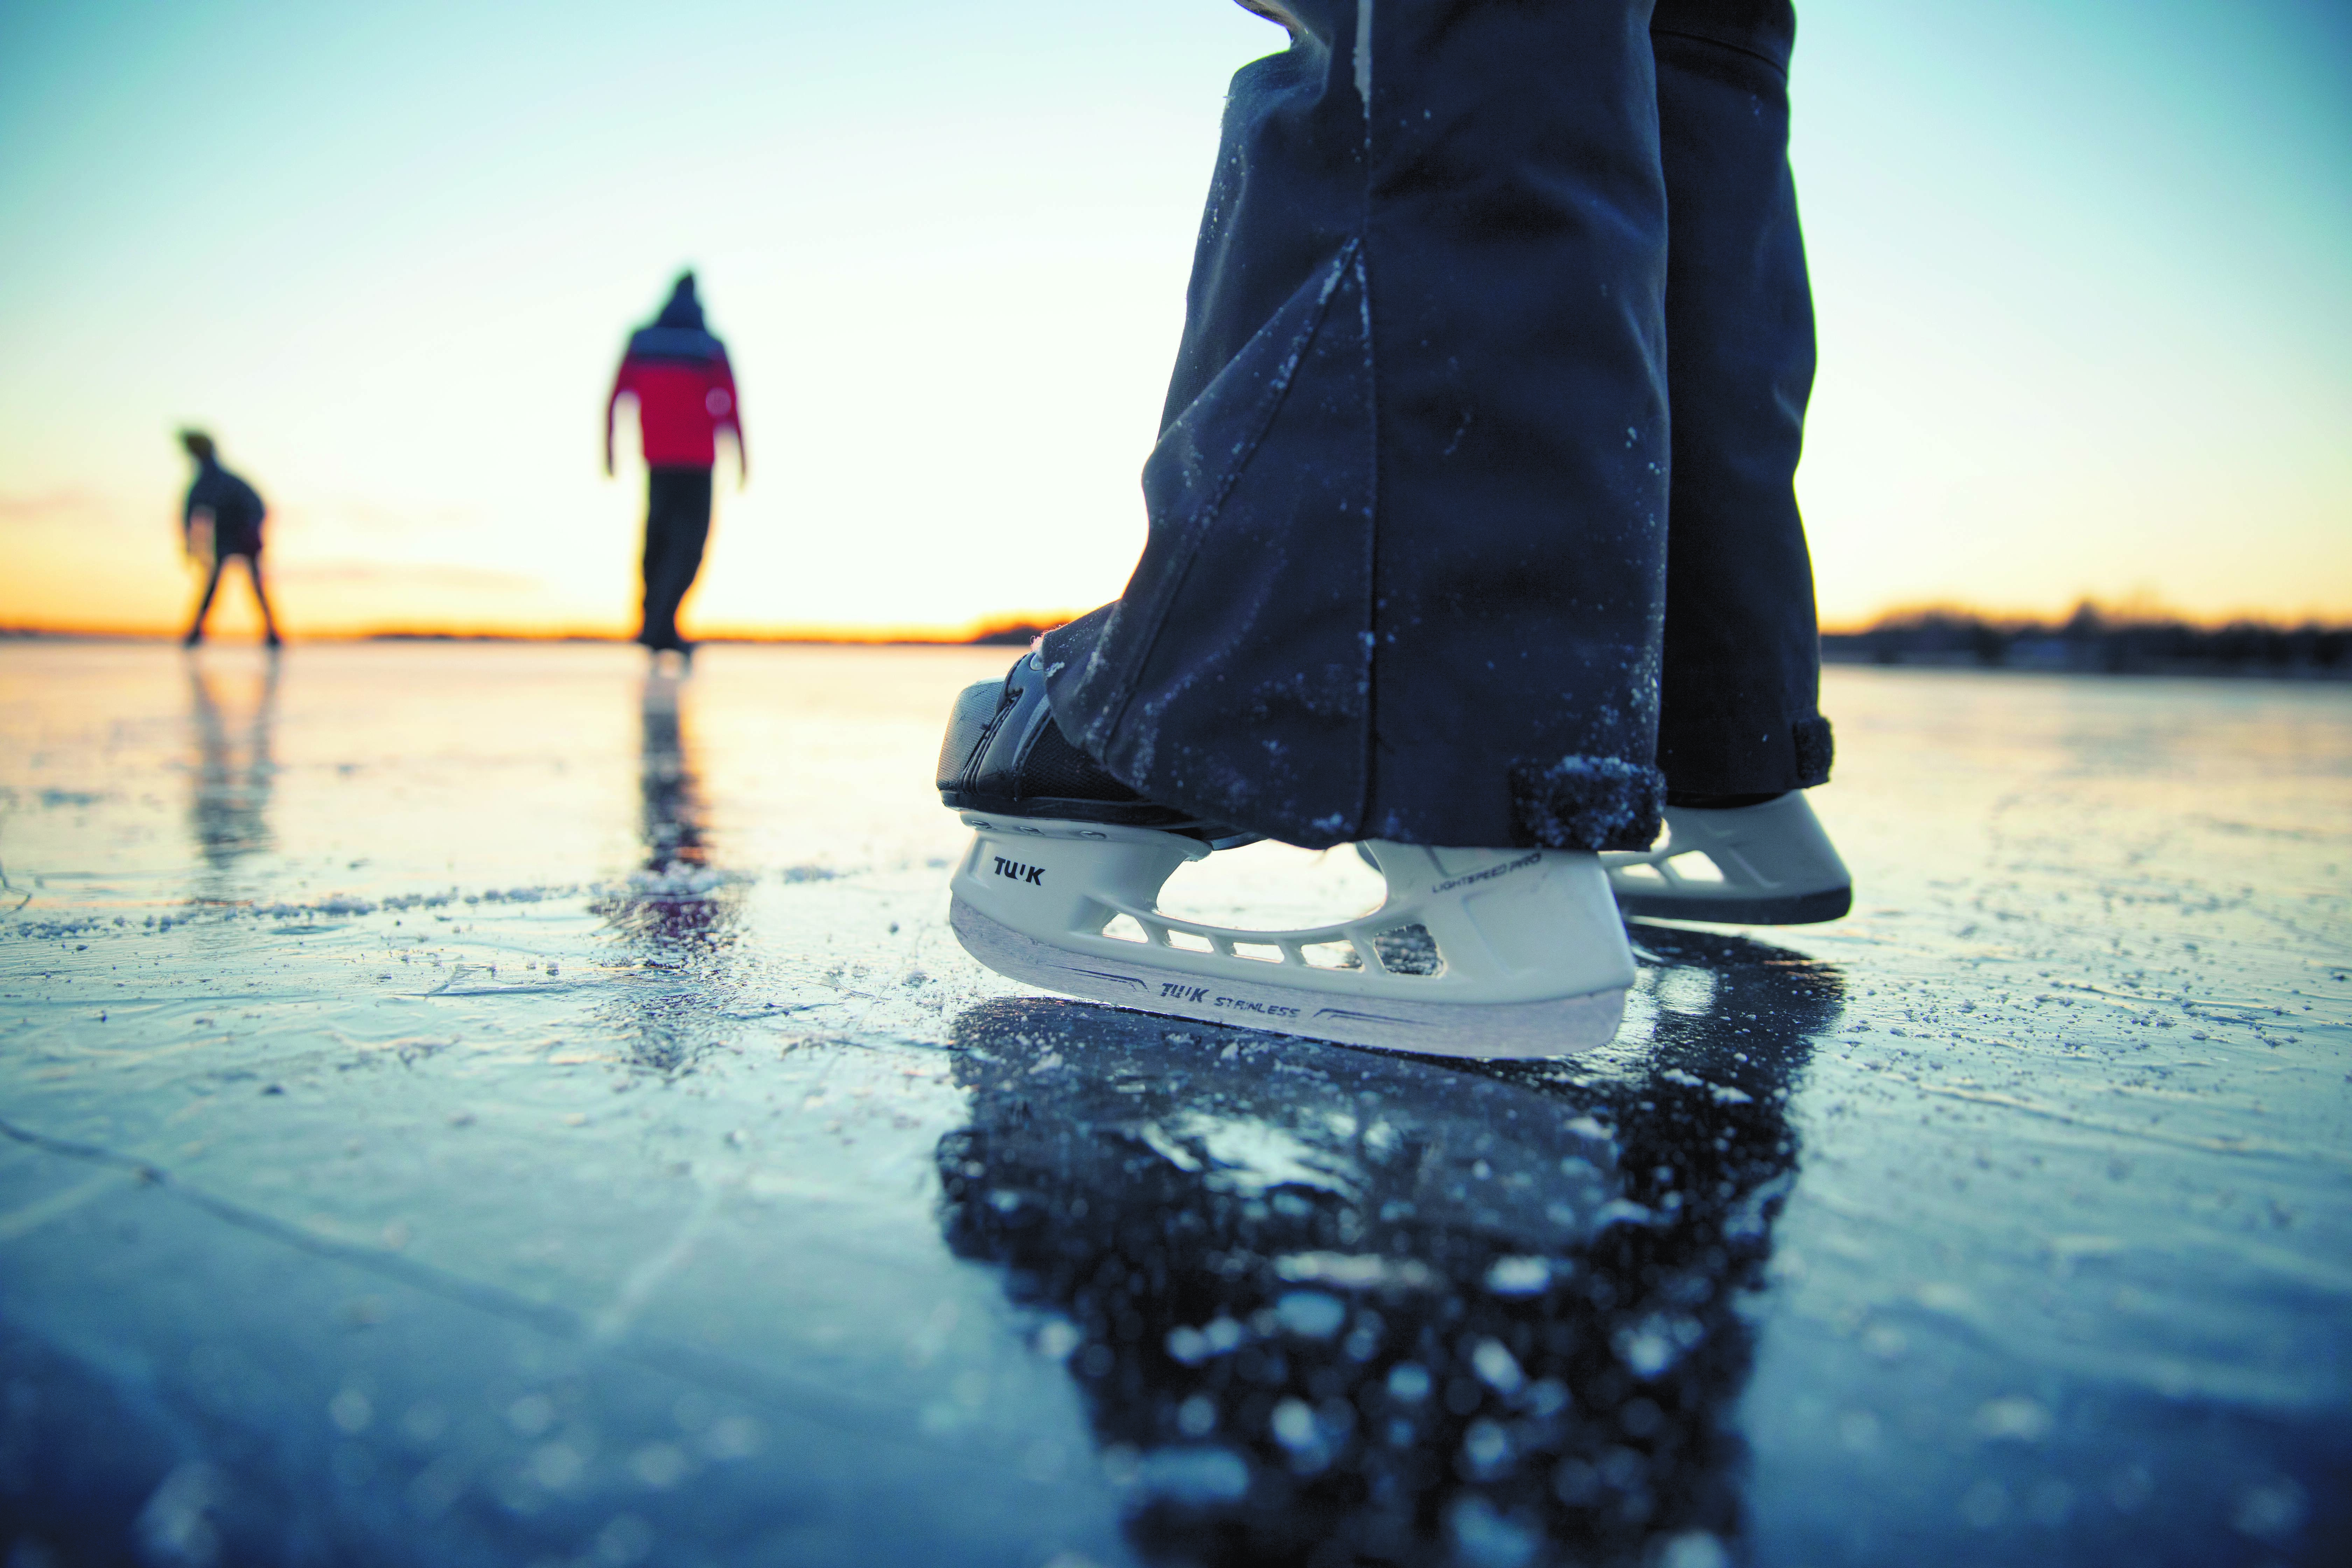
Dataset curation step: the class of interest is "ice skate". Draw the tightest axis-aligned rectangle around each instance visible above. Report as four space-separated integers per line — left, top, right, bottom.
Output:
1603 791 1851 924
937 654 1636 1058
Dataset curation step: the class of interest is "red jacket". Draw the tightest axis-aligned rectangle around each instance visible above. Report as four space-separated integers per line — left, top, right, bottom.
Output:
606 325 745 472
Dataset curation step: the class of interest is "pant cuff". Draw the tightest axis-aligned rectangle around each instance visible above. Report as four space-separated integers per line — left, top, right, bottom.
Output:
1792 714 1834 787
1509 757 1668 852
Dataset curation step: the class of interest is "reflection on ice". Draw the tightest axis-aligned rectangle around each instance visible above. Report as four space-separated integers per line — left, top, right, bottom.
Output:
634 672 709 879
186 657 280 874
592 673 744 1074
939 929 1841 1566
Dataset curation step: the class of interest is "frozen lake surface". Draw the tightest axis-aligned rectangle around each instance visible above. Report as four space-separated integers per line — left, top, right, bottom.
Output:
1 642 2346 1567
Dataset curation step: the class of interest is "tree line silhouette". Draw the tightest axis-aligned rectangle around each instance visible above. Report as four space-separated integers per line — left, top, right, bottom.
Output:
1823 602 2351 677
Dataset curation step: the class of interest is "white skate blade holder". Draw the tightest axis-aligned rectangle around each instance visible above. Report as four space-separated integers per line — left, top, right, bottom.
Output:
1604 791 1851 925
949 814 1635 1059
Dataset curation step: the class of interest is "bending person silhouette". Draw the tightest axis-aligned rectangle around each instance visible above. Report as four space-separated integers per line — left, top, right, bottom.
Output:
605 272 747 662
178 430 281 649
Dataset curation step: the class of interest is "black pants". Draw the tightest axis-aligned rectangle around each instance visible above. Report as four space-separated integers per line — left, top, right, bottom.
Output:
1043 0 1830 852
639 466 712 652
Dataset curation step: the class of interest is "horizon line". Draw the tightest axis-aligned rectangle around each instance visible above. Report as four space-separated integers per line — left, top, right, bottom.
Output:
9 596 2352 647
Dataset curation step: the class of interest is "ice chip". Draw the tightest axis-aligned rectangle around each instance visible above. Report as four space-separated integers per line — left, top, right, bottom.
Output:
1270 1398 1317 1449
1447 1493 1538 1568
1483 1256 1552 1296
1461 1418 1513 1478
1274 1291 1347 1339
1471 1338 1525 1394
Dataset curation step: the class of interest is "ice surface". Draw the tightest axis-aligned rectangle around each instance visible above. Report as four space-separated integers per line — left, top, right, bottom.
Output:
0 642 2346 1565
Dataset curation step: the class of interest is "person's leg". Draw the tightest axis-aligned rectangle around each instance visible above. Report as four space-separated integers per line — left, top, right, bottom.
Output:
640 467 713 653
241 554 284 647
661 468 712 654
184 558 227 646
1650 0 1832 799
1040 0 1672 854
638 473 669 649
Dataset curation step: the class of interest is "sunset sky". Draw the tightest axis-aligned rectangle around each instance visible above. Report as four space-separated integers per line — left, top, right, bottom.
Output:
2 0 2347 640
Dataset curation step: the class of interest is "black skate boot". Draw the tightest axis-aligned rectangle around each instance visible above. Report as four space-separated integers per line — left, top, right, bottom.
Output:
936 650 1255 847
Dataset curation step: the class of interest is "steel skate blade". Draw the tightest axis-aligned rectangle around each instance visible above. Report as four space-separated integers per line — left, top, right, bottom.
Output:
1615 882 1852 925
950 895 1627 1060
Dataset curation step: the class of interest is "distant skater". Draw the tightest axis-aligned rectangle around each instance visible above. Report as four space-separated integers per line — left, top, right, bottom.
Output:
178 430 281 649
604 272 746 662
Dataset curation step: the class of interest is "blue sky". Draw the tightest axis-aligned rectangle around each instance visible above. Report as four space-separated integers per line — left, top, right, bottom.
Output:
1 0 2346 636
